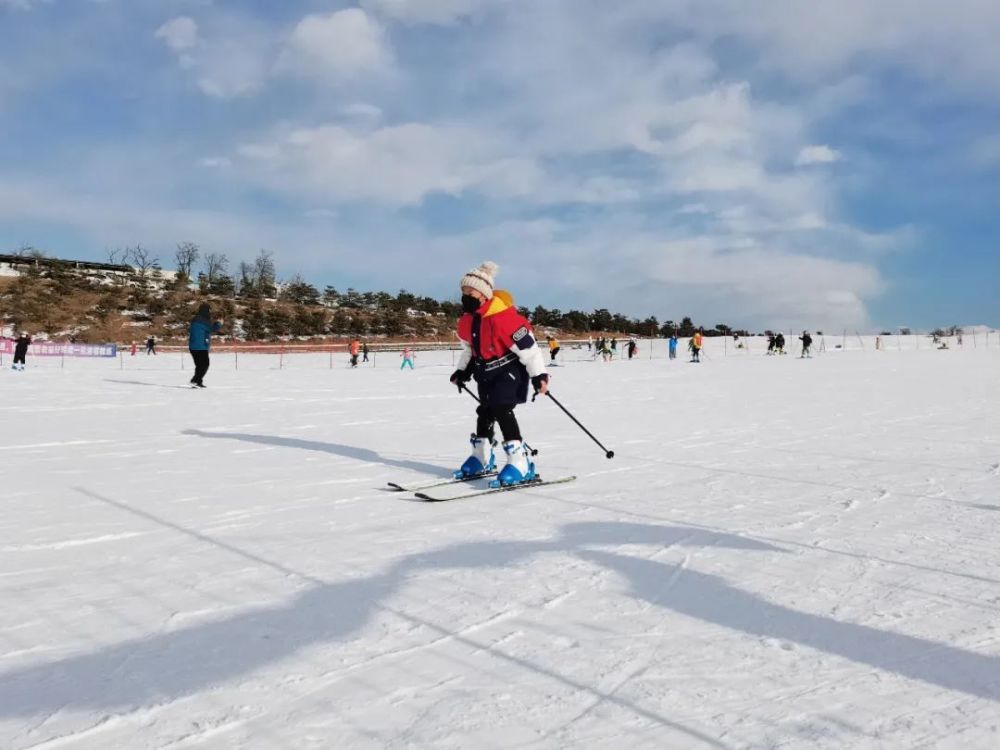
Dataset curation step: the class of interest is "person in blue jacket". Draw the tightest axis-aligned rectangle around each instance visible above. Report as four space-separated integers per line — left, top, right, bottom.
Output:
188 303 222 388
668 334 678 360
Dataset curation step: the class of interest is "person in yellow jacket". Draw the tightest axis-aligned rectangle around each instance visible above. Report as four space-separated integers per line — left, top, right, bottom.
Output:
690 330 704 363
547 336 560 366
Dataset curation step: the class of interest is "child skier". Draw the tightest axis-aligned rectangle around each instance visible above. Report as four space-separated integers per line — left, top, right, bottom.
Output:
450 261 548 487
799 331 813 358
689 336 701 363
12 332 30 371
668 334 678 360
547 336 560 366
400 346 415 370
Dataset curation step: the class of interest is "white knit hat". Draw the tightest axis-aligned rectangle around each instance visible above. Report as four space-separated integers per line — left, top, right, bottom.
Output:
459 261 499 300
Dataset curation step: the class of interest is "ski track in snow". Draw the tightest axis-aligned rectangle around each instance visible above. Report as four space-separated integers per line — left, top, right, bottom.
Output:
2 342 1000 749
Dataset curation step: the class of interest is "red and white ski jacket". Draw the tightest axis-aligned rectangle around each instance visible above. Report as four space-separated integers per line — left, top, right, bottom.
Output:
456 296 546 378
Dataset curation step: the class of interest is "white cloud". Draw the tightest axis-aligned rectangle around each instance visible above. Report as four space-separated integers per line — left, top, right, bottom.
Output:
341 102 383 123
624 0 1000 94
155 13 275 98
796 145 841 166
0 0 51 10
154 17 199 54
199 157 231 169
361 0 499 25
286 9 392 79
237 122 532 205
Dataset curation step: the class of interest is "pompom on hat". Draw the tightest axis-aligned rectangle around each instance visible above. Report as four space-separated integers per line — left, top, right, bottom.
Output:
459 261 499 300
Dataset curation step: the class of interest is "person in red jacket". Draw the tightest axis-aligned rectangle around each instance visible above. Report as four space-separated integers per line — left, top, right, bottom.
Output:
450 261 548 487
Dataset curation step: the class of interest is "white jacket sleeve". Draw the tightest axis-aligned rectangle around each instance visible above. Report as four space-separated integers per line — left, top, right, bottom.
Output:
510 339 547 379
455 340 473 372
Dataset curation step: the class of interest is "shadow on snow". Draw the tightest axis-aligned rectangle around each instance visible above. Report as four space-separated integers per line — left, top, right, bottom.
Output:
2 489 998 740
183 428 445 477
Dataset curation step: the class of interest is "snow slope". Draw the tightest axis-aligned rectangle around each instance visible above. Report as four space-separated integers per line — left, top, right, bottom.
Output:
1 344 999 749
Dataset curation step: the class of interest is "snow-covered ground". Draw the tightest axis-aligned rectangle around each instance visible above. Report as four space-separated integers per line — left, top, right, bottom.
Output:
2 342 999 749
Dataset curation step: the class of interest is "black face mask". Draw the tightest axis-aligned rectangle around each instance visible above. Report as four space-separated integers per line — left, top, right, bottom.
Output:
461 294 481 313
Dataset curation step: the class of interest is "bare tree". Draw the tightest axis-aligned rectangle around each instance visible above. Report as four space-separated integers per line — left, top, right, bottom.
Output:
237 260 257 296
203 252 229 285
253 250 276 297
108 247 132 266
130 244 159 278
175 242 200 278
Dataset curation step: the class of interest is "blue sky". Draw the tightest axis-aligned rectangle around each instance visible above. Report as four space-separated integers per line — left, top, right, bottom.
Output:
1 0 997 330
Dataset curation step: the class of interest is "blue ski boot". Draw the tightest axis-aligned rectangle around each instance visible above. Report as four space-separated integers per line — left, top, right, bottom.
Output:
489 440 536 488
453 434 496 479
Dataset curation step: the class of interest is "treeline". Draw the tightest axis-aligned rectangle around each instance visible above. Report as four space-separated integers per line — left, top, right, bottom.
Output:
0 244 745 342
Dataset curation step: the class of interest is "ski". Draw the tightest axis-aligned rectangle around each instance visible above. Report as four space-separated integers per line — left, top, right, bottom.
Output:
387 471 497 493
414 475 576 502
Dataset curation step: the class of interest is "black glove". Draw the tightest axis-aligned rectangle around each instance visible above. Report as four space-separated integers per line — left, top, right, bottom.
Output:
531 373 549 394
450 368 472 392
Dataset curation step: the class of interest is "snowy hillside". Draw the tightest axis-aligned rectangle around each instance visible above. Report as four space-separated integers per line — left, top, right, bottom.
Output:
2 343 999 749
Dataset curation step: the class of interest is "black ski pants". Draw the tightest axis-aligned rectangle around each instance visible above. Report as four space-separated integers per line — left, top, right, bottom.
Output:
190 349 210 384
476 403 521 443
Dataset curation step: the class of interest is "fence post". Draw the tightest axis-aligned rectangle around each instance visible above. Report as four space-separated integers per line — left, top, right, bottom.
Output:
329 349 333 370
235 350 238 371
279 344 284 370
120 351 123 370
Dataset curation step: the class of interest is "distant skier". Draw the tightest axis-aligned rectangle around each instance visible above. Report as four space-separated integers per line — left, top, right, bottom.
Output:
799 331 813 358
12 332 30 371
775 333 786 355
130 341 137 357
587 335 593 351
362 342 370 363
349 339 360 368
598 338 611 362
146 335 157 355
767 333 776 355
400 346 415 370
188 303 221 388
627 339 637 359
450 261 548 488
610 338 618 357
547 336 560 366
668 334 678 360
690 330 703 363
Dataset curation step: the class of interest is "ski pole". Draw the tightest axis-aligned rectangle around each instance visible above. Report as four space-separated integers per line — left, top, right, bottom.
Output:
459 383 480 402
541 391 615 459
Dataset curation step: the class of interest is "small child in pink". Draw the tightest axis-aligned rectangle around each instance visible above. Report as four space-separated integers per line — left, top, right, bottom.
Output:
400 347 415 370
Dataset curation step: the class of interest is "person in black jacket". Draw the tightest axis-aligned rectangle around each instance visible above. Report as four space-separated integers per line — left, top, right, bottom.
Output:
12 333 31 371
799 331 813 358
